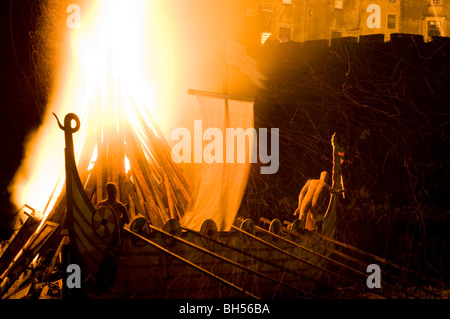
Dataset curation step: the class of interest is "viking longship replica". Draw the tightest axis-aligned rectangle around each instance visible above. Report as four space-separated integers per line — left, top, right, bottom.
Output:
53 88 345 298
56 109 343 299
0 78 345 298
3 71 443 300
0 79 440 299
0 0 445 298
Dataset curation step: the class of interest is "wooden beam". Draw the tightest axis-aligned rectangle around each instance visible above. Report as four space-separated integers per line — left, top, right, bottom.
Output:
188 88 254 102
163 172 175 219
96 87 104 204
124 180 146 220
123 121 172 222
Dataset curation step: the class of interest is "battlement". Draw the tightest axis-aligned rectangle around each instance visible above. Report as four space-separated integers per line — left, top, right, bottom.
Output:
269 33 450 55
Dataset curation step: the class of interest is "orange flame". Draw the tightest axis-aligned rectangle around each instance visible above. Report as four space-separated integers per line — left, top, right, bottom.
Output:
10 0 180 217
11 0 252 232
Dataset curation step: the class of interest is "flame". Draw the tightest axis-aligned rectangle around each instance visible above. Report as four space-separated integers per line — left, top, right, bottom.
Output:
10 0 180 217
11 0 251 232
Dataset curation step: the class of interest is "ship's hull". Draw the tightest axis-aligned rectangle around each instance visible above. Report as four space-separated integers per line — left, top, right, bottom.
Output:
86 213 337 299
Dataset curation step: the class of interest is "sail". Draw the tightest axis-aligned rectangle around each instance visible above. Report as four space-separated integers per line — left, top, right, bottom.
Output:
181 91 254 231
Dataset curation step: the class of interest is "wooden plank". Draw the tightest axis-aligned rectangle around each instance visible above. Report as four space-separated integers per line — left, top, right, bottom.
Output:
0 221 60 297
124 180 146 220
131 101 191 203
84 171 96 199
26 221 60 256
0 215 41 276
46 188 66 225
148 180 170 222
143 202 164 228
76 105 97 185
139 184 164 227
123 122 170 222
96 89 104 204
128 170 164 227
4 282 32 299
188 88 254 102
128 154 168 223
125 114 189 220
42 234 70 282
163 172 175 219
128 194 136 219
116 92 128 205
130 173 146 216
104 73 115 186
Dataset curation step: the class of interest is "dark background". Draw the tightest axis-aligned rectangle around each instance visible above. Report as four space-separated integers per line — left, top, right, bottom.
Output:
242 36 450 282
0 0 45 240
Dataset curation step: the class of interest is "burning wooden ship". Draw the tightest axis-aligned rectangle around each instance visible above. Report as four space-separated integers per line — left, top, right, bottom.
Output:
3 0 449 301
1 14 442 297
1 97 436 299
1 86 342 299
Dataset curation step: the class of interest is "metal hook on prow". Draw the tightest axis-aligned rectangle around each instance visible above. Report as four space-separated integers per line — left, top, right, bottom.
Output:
53 112 80 134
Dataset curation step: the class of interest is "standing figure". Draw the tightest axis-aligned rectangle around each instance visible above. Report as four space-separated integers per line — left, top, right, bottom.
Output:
95 182 129 293
293 171 330 231
330 132 345 198
97 182 130 230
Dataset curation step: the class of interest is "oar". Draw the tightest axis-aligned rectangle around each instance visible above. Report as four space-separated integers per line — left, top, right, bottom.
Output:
181 226 320 298
144 224 306 298
124 228 259 299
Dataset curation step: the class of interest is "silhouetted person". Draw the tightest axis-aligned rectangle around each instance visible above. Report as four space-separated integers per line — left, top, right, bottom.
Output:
293 171 330 231
95 183 129 294
98 182 130 229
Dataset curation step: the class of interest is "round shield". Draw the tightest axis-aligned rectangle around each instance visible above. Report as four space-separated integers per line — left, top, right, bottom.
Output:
290 219 305 242
130 214 152 247
268 218 283 242
163 218 182 247
200 219 218 247
239 218 255 244
315 215 325 234
92 206 118 242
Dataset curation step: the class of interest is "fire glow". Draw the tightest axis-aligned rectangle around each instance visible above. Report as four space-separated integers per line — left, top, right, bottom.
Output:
10 0 180 218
